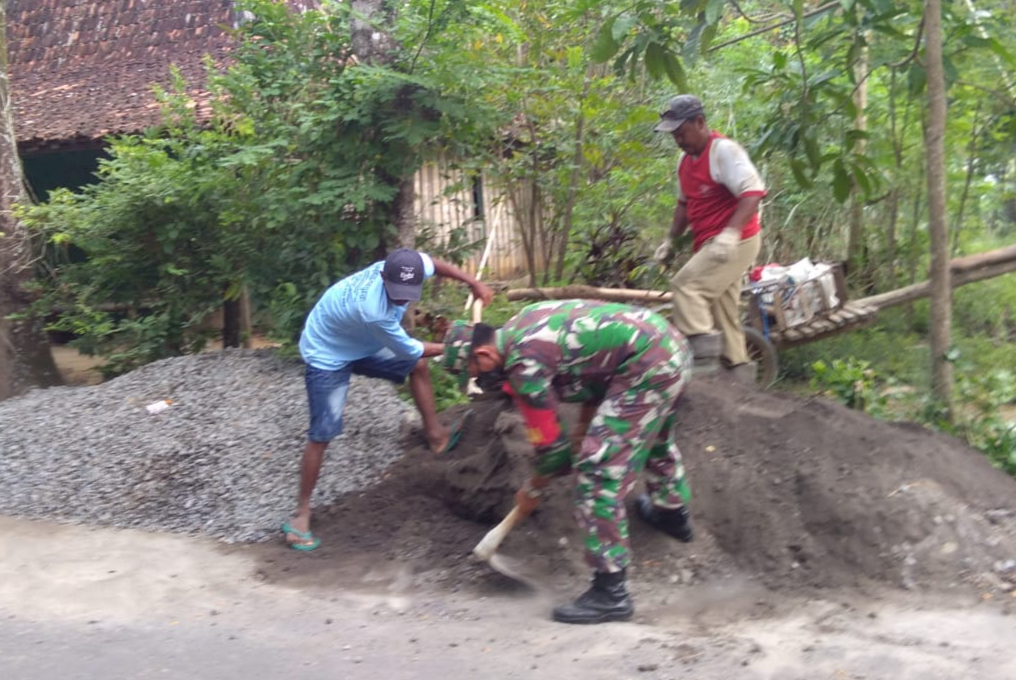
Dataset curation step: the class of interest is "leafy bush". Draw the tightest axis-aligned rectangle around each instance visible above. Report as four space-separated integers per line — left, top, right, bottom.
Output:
19 0 498 374
944 362 1016 476
809 358 888 415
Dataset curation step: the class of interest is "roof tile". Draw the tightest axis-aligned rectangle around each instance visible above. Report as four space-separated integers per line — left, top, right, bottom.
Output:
8 0 238 152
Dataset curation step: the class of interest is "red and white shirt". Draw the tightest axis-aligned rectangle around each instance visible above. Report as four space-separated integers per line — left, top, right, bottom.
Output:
677 131 766 252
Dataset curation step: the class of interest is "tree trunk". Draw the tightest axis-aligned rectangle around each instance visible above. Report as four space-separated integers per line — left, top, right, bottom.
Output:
950 106 981 256
222 295 242 348
923 0 953 416
553 79 590 282
350 0 416 253
0 4 62 401
846 21 868 279
506 179 539 287
393 175 416 248
350 0 398 66
855 244 1016 311
885 68 904 285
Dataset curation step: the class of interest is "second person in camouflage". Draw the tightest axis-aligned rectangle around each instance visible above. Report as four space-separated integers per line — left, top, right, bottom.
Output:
442 300 696 624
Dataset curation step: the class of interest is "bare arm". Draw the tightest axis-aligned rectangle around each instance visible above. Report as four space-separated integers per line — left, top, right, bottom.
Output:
420 340 445 358
719 194 763 240
669 202 690 241
431 258 495 306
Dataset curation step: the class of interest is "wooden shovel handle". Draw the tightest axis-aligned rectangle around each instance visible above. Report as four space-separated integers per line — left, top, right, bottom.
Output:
472 502 533 561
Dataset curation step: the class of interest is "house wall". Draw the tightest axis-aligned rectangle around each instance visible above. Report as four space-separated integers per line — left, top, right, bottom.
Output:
413 158 539 281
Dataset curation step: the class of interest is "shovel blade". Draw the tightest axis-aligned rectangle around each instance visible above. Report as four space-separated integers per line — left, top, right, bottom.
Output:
482 553 541 590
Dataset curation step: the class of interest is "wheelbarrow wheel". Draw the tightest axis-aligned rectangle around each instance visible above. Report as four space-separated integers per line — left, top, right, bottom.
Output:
742 325 778 388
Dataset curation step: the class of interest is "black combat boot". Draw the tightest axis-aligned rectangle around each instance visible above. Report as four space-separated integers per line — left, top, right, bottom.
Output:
552 569 634 624
635 494 694 542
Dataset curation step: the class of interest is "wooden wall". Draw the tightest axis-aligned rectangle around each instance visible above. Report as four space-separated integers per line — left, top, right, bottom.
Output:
413 158 539 281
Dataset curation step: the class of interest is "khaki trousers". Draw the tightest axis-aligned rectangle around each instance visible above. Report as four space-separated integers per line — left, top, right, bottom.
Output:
671 232 761 365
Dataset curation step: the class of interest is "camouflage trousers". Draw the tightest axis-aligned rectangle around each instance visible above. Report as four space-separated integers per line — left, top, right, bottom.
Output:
573 334 692 574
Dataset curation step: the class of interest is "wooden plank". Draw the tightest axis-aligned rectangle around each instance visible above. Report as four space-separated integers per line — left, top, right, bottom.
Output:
815 318 837 334
782 327 804 343
836 308 858 325
832 263 849 308
771 288 789 331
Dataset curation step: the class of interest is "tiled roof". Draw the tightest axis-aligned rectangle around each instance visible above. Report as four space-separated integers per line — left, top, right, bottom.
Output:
7 0 238 154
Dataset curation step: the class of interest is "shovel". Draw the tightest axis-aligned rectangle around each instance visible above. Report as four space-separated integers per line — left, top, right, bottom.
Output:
471 408 597 587
472 502 541 588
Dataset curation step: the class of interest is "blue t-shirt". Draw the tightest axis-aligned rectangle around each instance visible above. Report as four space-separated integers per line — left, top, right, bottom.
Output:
299 254 436 371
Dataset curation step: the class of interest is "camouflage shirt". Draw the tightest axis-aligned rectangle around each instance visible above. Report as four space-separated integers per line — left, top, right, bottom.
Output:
497 300 690 475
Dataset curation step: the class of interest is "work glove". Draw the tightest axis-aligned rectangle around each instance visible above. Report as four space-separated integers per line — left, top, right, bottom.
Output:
707 229 741 264
654 240 675 265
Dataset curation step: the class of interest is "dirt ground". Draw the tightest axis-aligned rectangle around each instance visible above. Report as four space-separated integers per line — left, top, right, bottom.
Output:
46 343 1016 603
251 376 1016 609
14 352 1016 678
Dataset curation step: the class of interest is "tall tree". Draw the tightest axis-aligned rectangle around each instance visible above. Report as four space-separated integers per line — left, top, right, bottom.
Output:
350 0 416 249
0 2 61 401
923 0 953 415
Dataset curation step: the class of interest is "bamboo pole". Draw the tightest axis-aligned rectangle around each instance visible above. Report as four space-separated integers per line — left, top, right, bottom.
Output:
506 285 672 304
506 245 1016 313
856 258 1016 312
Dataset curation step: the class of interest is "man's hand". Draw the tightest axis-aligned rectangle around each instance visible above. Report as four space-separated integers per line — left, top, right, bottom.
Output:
514 475 548 516
654 240 675 265
471 281 495 307
708 228 741 263
431 258 495 306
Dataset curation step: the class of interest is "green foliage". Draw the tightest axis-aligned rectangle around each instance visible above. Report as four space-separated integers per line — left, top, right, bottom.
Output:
572 220 655 288
784 298 1016 479
18 125 251 373
933 359 1016 476
423 364 471 412
12 0 1016 440
952 277 1016 343
809 357 887 415
398 287 529 412
572 0 1016 286
802 347 1016 477
20 0 499 373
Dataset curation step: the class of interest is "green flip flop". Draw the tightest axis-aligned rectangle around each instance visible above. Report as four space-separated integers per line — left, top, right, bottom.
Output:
281 521 321 552
440 408 474 455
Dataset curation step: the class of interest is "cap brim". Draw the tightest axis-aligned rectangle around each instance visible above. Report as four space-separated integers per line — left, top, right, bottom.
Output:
653 117 686 133
383 280 423 302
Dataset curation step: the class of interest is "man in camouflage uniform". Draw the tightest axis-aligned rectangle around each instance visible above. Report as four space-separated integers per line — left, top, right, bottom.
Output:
442 300 695 624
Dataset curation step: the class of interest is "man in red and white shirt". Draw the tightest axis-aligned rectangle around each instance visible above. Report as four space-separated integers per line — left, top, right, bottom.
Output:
653 94 766 379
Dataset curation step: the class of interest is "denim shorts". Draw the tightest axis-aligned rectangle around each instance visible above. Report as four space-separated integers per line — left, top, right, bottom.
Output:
305 349 419 442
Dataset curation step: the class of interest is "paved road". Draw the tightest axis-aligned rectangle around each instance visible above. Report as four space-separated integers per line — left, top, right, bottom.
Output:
2 516 1014 680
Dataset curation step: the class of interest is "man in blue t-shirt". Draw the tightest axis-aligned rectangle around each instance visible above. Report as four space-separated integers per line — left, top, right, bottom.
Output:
283 248 493 550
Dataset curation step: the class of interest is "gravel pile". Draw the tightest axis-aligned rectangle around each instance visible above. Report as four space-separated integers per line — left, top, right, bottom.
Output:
0 349 413 543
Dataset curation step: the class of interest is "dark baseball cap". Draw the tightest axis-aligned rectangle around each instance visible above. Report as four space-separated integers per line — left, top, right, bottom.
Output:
653 94 705 133
382 248 425 302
